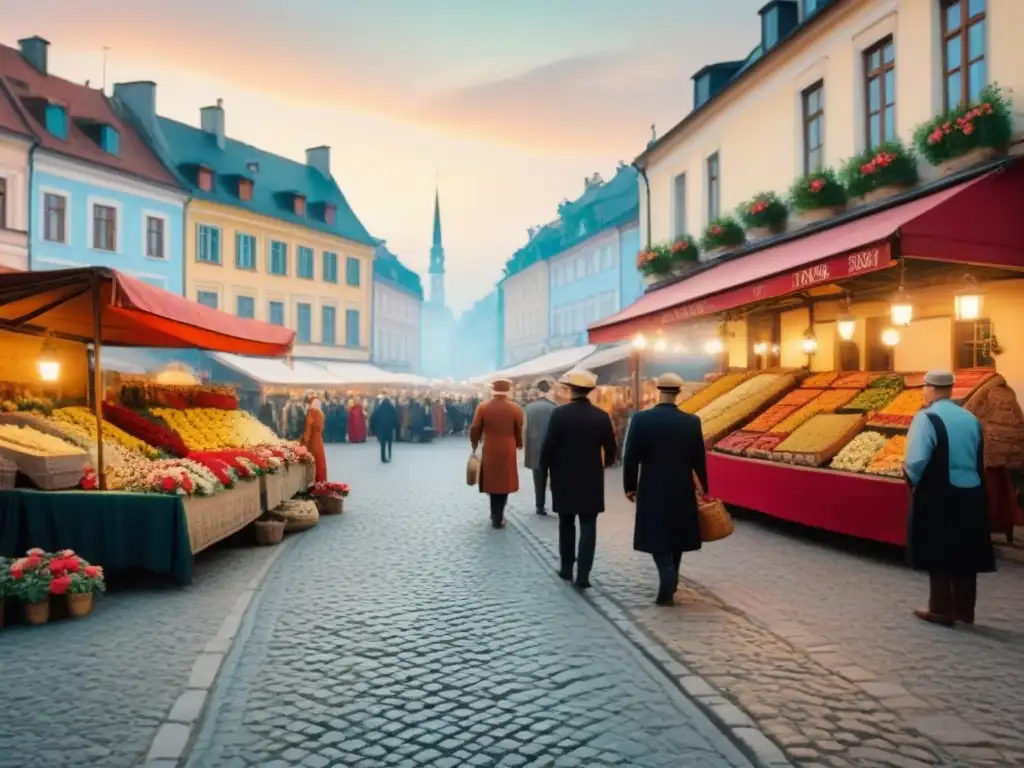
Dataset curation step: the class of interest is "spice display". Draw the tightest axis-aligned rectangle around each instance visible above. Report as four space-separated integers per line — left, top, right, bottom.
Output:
770 389 856 433
833 372 879 389
699 374 796 443
778 389 824 407
868 389 926 429
679 372 753 414
951 369 996 402
867 374 904 389
843 387 900 413
903 372 926 388
697 374 790 424
801 372 838 388
714 431 759 455
0 424 81 457
745 404 799 432
829 431 889 472
745 433 786 459
774 414 865 466
865 435 907 477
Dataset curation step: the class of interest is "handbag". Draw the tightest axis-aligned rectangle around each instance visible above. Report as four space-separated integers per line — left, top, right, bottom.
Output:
466 451 481 486
694 473 733 542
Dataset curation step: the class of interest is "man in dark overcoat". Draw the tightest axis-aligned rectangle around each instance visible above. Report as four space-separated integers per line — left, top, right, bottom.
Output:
539 369 617 589
623 373 707 606
524 379 557 515
370 393 399 463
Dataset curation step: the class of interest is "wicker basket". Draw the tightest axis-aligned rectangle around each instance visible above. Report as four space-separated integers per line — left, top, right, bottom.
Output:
183 480 263 554
318 495 344 516
697 497 734 542
254 519 286 545
280 500 320 533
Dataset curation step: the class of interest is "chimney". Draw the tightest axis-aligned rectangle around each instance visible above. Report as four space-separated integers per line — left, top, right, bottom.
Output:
200 98 225 150
306 146 331 177
113 81 157 128
18 36 50 75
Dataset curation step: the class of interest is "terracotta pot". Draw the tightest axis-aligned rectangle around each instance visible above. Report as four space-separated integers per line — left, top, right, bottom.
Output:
254 519 286 546
24 600 49 625
746 226 780 240
861 185 912 204
67 592 93 618
0 597 6 631
937 146 1004 176
672 261 700 278
799 205 844 223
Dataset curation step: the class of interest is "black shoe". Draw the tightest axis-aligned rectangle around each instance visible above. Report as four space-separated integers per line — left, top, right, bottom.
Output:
491 518 505 529
536 508 548 516
655 593 675 606
557 567 573 581
574 578 592 590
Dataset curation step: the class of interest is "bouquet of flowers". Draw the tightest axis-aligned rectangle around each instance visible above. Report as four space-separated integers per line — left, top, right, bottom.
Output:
310 481 350 499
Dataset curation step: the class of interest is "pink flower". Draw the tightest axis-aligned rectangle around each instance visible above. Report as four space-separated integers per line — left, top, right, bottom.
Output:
962 121 975 135
809 179 825 193
26 548 45 558
50 575 72 596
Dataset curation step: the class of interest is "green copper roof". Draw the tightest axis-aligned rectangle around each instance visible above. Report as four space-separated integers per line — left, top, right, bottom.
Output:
155 116 374 246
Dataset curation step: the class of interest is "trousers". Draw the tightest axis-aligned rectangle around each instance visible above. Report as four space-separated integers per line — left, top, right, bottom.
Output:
929 572 978 623
489 493 508 523
559 514 597 578
652 551 683 599
532 467 547 511
378 438 392 462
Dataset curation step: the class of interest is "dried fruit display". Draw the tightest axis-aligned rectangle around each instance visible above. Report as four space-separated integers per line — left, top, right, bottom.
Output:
868 389 926 429
745 433 785 459
745 404 799 432
868 374 904 389
774 414 865 466
833 372 879 389
699 374 796 443
843 387 901 413
802 372 838 388
679 371 754 414
770 389 856 433
778 389 824 407
829 431 889 472
715 431 759 455
865 435 907 477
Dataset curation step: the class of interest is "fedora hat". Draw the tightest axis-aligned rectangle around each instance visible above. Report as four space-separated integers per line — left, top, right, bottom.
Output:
656 373 685 392
491 378 513 394
560 369 598 390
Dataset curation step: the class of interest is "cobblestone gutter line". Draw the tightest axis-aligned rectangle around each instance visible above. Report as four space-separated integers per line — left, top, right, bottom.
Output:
142 537 294 768
508 512 1011 768
507 514 793 768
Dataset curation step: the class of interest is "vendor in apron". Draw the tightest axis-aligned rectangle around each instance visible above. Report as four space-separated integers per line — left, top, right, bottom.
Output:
904 369 995 627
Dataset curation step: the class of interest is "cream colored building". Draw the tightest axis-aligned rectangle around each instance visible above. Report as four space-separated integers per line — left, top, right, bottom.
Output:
501 259 550 367
0 132 30 272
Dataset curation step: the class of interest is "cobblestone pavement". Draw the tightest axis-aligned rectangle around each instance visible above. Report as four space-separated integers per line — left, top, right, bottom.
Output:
508 450 1024 768
0 538 276 768
186 442 753 768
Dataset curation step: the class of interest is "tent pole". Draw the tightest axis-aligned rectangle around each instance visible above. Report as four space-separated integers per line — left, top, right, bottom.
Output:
91 275 106 491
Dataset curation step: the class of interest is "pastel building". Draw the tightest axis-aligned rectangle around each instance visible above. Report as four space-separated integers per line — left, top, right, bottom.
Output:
500 224 555 367
114 83 375 361
0 64 32 272
372 240 423 373
1 38 186 289
452 289 501 380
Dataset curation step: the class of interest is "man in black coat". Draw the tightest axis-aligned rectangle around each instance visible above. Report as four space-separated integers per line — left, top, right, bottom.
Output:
623 372 708 606
538 369 617 589
369 394 399 463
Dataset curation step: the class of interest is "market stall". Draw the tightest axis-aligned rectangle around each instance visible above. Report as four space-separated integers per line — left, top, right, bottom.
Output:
0 267 320 583
588 161 1024 544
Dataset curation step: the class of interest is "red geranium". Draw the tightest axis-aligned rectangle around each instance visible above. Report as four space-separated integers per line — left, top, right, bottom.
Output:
50 575 72 595
160 476 178 493
49 558 67 576
84 565 101 579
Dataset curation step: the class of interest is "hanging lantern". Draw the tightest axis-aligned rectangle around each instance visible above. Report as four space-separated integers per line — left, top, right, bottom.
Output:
38 336 60 383
631 332 648 350
953 275 983 321
801 329 819 355
836 315 856 341
890 285 913 327
881 327 901 347
752 341 768 356
653 338 668 353
704 337 725 355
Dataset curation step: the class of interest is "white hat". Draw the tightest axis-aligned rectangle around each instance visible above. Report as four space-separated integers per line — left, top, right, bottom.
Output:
560 369 598 390
656 373 685 391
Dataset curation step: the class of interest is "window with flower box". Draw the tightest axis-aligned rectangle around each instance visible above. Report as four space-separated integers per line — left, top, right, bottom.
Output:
941 0 987 111
706 154 719 223
864 37 896 149
802 82 825 174
673 173 687 237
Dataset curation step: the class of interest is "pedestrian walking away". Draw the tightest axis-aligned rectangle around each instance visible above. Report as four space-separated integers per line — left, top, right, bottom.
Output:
524 378 557 515
301 395 328 484
904 369 996 627
623 373 708 606
370 392 399 463
539 369 617 589
470 378 524 528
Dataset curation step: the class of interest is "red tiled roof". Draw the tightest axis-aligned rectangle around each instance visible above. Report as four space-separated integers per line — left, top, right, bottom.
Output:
0 44 178 188
0 78 30 137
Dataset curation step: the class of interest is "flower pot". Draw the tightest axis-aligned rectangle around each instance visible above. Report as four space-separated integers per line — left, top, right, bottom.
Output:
254 519 286 546
861 185 911 204
937 146 1004 176
0 597 6 631
799 205 844 224
746 226 783 240
643 272 672 287
701 246 733 262
67 593 93 618
24 600 50 625
319 495 344 516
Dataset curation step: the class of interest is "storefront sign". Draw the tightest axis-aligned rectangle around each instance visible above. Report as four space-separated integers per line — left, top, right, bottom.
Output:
657 240 892 326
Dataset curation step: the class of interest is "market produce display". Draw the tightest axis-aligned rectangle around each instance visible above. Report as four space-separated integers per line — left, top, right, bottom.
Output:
829 431 889 472
0 424 81 457
714 431 759 455
865 435 907 477
746 433 786 459
773 414 865 466
868 389 926 429
698 374 796 443
745 404 799 432
50 406 159 459
769 389 857 434
119 382 238 411
151 408 278 451
801 372 838 388
842 387 901 413
833 372 880 389
679 371 755 415
952 369 996 402
868 374 903 390
778 389 825 407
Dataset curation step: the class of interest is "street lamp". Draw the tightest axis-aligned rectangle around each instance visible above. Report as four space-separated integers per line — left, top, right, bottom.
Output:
801 329 819 355
632 332 648 350
954 274 984 321
837 295 856 341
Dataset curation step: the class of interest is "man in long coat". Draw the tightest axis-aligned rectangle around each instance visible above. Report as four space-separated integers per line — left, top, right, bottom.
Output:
470 378 524 528
539 369 617 588
624 373 707 606
523 379 558 515
370 394 399 463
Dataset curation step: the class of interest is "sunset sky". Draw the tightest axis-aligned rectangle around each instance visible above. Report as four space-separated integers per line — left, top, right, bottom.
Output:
9 0 764 312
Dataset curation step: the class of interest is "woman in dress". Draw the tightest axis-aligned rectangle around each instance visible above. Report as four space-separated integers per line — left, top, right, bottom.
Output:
348 398 368 443
301 397 327 483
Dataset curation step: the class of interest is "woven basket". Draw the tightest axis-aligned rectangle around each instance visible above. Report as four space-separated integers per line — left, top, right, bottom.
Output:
280 500 320 533
318 495 344 515
254 519 286 545
466 454 480 486
698 497 734 542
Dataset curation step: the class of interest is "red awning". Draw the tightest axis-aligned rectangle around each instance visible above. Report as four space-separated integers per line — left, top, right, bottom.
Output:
0 267 295 356
590 165 1024 343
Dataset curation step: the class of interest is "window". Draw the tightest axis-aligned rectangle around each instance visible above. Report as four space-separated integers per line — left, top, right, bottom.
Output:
43 193 66 243
600 246 615 271
297 246 315 279
695 75 711 108
197 290 218 310
238 179 253 202
197 168 214 192
706 153 720 222
196 225 221 264
763 6 780 49
673 173 687 237
45 105 67 140
803 0 821 18
296 303 312 343
941 0 987 111
802 82 825 174
345 309 360 347
864 38 896 149
0 178 6 229
268 240 288 275
100 126 119 155
92 204 117 251
587 250 600 275
345 256 361 287
235 233 256 270
236 295 255 319
322 305 337 345
574 256 585 281
323 251 338 283
268 301 285 326
145 215 165 259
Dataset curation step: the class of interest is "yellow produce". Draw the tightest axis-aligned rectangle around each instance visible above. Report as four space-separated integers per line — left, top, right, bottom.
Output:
679 372 754 414
50 406 159 459
152 408 279 451
775 414 864 454
0 424 81 456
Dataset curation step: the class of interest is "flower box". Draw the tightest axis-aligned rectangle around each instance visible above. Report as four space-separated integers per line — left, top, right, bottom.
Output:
739 192 788 237
841 141 919 204
700 218 745 254
914 85 1012 174
937 146 1003 177
789 169 847 222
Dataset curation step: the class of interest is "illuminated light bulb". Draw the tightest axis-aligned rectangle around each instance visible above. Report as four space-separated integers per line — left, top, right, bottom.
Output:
801 331 819 355
632 332 648 350
836 315 856 341
704 337 725 355
752 341 768 356
654 338 667 353
954 293 982 321
38 360 60 382
882 327 901 347
890 286 913 327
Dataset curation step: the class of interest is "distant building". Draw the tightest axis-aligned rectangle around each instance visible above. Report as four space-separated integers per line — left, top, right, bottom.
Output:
501 223 557 367
115 83 375 361
420 188 456 378
372 240 423 373
452 288 500 379
2 37 187 287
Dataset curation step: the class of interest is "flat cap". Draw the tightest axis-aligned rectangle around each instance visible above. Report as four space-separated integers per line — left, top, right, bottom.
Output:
656 372 685 391
491 378 513 393
560 369 598 390
923 370 955 387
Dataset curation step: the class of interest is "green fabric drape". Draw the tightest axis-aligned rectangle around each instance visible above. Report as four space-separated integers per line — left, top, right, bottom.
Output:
0 489 192 584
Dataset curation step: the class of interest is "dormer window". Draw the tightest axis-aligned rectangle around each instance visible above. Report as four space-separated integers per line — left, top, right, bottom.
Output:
100 125 119 155
324 203 336 225
292 194 306 216
45 103 67 140
238 178 253 201
197 167 214 192
695 75 711 108
246 161 260 174
763 6 780 49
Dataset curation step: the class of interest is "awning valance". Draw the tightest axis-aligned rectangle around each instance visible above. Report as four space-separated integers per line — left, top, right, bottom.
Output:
590 165 1022 343
473 344 597 383
212 354 346 386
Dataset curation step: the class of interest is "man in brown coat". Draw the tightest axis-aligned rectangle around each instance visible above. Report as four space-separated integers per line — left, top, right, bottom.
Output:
470 378 524 528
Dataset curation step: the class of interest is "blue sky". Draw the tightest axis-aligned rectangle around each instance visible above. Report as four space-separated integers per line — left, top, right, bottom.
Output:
8 0 764 312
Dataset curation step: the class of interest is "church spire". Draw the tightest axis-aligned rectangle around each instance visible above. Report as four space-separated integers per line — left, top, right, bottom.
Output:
432 186 443 249
428 184 446 307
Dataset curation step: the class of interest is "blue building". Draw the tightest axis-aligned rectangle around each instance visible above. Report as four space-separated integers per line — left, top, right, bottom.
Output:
1 37 187 292
452 289 501 380
547 165 640 349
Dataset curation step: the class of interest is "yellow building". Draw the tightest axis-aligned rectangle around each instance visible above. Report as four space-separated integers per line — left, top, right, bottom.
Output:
114 85 375 361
